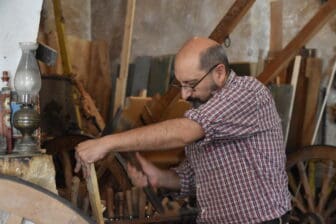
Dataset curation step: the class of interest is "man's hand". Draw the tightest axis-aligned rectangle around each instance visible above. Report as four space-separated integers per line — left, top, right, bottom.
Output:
127 152 162 188
74 138 110 175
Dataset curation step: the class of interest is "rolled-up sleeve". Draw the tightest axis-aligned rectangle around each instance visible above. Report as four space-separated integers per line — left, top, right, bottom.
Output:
185 86 262 146
171 159 195 198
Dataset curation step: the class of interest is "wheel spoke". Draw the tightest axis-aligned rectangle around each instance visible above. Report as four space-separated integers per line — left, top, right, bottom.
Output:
293 197 308 213
297 161 315 211
317 160 334 213
324 197 336 219
288 172 306 212
308 161 316 199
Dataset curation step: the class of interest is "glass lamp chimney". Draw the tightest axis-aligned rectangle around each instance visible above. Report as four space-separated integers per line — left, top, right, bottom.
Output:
14 42 41 104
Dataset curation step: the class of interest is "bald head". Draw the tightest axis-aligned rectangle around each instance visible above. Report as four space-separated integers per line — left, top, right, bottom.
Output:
174 37 229 81
175 37 219 71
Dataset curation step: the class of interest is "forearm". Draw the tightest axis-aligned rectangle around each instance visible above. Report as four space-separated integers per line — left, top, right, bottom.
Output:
101 118 204 153
157 169 180 190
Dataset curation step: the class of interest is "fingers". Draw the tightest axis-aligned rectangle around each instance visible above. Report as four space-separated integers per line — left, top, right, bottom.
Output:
74 152 82 173
75 138 108 165
82 163 91 178
127 162 148 187
135 152 149 169
74 148 91 178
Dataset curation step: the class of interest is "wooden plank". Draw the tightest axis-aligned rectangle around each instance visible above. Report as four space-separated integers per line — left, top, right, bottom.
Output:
209 0 255 43
269 56 301 149
287 55 308 151
258 0 336 84
311 59 336 144
114 0 137 115
285 56 301 145
85 164 104 224
301 57 322 146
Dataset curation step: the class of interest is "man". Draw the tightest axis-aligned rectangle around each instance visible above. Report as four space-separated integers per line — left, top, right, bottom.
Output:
75 37 291 223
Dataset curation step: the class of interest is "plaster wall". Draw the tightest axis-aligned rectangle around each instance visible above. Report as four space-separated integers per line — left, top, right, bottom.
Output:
0 0 43 88
92 0 270 64
41 0 91 40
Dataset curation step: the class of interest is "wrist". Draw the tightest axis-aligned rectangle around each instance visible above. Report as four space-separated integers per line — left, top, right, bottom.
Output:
99 135 114 153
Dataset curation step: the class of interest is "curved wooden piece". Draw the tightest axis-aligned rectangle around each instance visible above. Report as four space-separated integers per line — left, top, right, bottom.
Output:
287 145 336 167
286 145 336 224
0 174 93 224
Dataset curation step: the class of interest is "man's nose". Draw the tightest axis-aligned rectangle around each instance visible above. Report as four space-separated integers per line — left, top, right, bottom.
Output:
181 88 192 100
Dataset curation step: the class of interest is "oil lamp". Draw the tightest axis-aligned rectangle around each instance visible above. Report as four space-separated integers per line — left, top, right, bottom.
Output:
13 42 41 154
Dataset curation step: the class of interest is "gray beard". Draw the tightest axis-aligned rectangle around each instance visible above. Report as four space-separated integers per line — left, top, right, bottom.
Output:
188 98 204 108
188 83 219 108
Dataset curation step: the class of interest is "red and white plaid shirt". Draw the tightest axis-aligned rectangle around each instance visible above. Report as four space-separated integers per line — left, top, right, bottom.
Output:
173 71 291 223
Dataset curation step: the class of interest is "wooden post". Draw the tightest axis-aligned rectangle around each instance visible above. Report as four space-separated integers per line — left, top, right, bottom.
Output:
113 0 137 115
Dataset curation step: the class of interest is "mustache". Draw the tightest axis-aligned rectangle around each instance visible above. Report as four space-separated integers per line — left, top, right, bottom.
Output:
186 97 204 108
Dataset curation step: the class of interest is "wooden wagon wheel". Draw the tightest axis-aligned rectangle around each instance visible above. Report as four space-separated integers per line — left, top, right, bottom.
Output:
286 145 336 224
0 174 93 224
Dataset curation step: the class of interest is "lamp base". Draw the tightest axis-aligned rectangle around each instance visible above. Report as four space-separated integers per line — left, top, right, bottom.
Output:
13 139 39 154
13 104 40 155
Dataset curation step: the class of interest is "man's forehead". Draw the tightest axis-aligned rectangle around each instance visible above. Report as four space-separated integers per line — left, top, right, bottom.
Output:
174 64 202 82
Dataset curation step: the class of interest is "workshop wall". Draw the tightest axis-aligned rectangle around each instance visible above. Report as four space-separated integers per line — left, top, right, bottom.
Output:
40 0 336 145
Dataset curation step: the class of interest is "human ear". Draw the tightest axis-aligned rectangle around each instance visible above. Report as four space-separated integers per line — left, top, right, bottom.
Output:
214 64 226 86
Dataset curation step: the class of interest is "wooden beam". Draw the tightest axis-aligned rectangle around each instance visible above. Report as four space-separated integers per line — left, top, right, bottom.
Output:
209 0 256 43
114 0 137 115
258 0 336 84
269 0 283 55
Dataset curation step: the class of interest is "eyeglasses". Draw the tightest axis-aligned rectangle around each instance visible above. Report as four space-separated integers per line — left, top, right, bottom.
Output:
171 63 220 91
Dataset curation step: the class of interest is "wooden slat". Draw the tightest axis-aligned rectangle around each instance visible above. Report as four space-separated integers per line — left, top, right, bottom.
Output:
258 0 336 84
297 161 315 212
209 0 256 43
114 0 137 115
317 161 334 212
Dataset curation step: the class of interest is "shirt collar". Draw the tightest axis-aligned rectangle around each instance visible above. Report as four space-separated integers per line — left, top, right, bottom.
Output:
224 69 236 88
